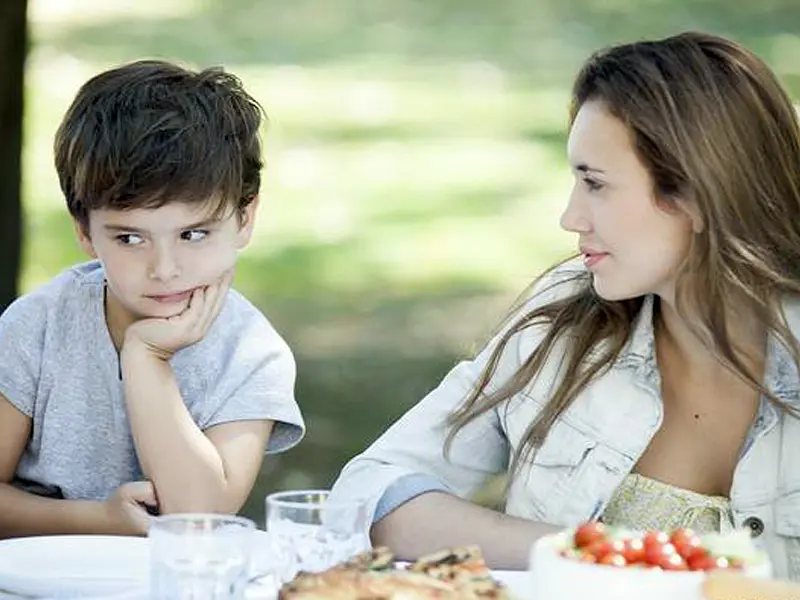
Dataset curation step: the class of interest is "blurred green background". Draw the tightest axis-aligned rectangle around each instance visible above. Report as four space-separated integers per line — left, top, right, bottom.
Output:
22 0 799 524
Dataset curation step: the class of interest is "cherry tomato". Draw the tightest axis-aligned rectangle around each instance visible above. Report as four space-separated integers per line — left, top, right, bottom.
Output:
670 528 705 560
644 541 677 566
669 528 695 545
686 549 711 571
598 552 627 567
689 554 732 571
585 539 626 560
643 531 670 549
574 522 607 549
658 552 688 571
622 538 646 564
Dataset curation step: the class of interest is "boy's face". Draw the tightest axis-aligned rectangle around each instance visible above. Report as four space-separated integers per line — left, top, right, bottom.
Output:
76 198 259 327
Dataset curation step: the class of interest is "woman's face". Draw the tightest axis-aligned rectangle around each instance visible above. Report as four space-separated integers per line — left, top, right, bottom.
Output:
560 100 696 303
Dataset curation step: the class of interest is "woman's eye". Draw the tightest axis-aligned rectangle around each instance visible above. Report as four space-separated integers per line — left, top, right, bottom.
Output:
584 177 604 192
181 229 209 242
115 233 144 246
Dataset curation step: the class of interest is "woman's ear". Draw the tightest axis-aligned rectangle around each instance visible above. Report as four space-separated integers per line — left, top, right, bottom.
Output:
73 219 98 258
680 200 705 234
235 195 260 249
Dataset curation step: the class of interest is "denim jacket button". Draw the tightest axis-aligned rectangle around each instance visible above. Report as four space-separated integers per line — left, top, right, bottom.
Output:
742 516 765 537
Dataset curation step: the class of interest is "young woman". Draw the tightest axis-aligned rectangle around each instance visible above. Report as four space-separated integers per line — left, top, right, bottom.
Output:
330 31 800 580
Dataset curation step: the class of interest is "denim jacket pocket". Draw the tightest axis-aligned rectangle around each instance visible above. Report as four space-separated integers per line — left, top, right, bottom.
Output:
510 420 599 522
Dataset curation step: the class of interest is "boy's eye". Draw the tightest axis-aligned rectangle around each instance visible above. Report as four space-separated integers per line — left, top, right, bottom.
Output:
115 233 144 246
181 229 209 242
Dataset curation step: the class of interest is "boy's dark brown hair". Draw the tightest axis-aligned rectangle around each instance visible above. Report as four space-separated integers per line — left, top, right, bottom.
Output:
54 60 264 232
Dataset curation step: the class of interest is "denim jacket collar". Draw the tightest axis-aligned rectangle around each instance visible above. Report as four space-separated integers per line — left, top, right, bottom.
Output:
612 294 800 402
614 295 660 392
765 315 800 400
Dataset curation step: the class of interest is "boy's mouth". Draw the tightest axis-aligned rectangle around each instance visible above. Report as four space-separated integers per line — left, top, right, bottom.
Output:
146 288 197 304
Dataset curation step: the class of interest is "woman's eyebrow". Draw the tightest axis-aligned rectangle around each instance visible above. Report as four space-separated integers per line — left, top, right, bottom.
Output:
574 163 606 175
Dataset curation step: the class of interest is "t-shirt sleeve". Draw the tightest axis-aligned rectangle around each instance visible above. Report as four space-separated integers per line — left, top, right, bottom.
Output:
204 335 304 454
192 297 305 455
0 294 47 417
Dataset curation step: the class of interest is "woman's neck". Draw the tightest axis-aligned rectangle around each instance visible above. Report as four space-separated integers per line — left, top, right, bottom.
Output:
654 296 766 377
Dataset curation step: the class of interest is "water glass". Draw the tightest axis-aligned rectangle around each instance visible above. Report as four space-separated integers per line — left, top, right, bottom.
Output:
265 490 370 580
149 513 255 600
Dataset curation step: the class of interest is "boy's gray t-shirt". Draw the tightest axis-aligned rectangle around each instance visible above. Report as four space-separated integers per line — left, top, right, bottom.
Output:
0 261 305 501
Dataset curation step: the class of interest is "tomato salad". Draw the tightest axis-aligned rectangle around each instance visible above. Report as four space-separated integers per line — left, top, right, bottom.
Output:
560 523 761 572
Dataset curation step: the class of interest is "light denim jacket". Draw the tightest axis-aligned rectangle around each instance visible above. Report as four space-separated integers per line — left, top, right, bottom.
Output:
330 261 800 580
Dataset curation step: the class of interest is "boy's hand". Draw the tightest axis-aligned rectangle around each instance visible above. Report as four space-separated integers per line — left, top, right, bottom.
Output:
122 270 233 360
105 481 158 536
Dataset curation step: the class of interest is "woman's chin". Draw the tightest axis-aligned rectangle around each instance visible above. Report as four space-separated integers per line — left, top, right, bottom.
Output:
591 277 641 302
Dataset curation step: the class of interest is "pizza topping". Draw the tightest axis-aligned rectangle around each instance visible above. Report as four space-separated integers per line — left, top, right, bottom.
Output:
278 545 509 599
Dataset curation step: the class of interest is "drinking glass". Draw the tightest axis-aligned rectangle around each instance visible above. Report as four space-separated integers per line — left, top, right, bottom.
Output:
149 513 255 600
265 490 370 580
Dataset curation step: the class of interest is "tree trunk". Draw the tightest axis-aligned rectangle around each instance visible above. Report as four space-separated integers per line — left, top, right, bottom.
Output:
0 0 28 312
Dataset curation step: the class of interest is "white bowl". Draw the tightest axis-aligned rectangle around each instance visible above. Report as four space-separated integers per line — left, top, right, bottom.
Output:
528 531 772 600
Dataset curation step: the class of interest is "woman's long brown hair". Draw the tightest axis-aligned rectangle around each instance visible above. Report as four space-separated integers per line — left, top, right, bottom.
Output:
445 31 800 481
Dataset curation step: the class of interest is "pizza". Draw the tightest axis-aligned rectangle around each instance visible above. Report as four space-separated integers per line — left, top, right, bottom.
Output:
278 545 511 599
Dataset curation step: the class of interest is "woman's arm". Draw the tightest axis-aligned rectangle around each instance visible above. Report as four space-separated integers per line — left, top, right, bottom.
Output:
330 328 534 558
372 491 560 569
330 263 585 559
329 355 513 530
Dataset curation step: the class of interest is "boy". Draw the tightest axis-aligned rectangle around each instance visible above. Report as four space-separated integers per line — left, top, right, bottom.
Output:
0 60 305 537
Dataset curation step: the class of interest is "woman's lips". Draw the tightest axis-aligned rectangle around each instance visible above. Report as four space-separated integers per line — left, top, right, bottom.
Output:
583 252 609 269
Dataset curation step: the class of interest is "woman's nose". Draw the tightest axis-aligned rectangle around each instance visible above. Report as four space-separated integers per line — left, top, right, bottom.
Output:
559 189 592 233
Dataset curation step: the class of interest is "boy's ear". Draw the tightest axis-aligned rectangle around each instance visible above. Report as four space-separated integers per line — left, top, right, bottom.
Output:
73 219 98 258
235 195 260 249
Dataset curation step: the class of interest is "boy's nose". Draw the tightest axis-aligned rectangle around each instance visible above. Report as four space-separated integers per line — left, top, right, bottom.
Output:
148 250 180 281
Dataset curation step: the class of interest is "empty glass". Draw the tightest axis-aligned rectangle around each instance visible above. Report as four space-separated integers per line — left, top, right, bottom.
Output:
148 514 255 600
265 490 370 580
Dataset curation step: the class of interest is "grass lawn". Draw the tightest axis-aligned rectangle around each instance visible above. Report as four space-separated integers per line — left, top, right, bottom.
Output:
23 0 800 523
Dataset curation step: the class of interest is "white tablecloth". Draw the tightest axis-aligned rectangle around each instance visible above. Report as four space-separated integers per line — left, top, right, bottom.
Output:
0 534 530 599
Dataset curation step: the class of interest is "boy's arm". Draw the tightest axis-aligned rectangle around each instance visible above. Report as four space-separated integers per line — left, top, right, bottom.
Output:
120 273 278 515
0 393 148 538
120 349 274 514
